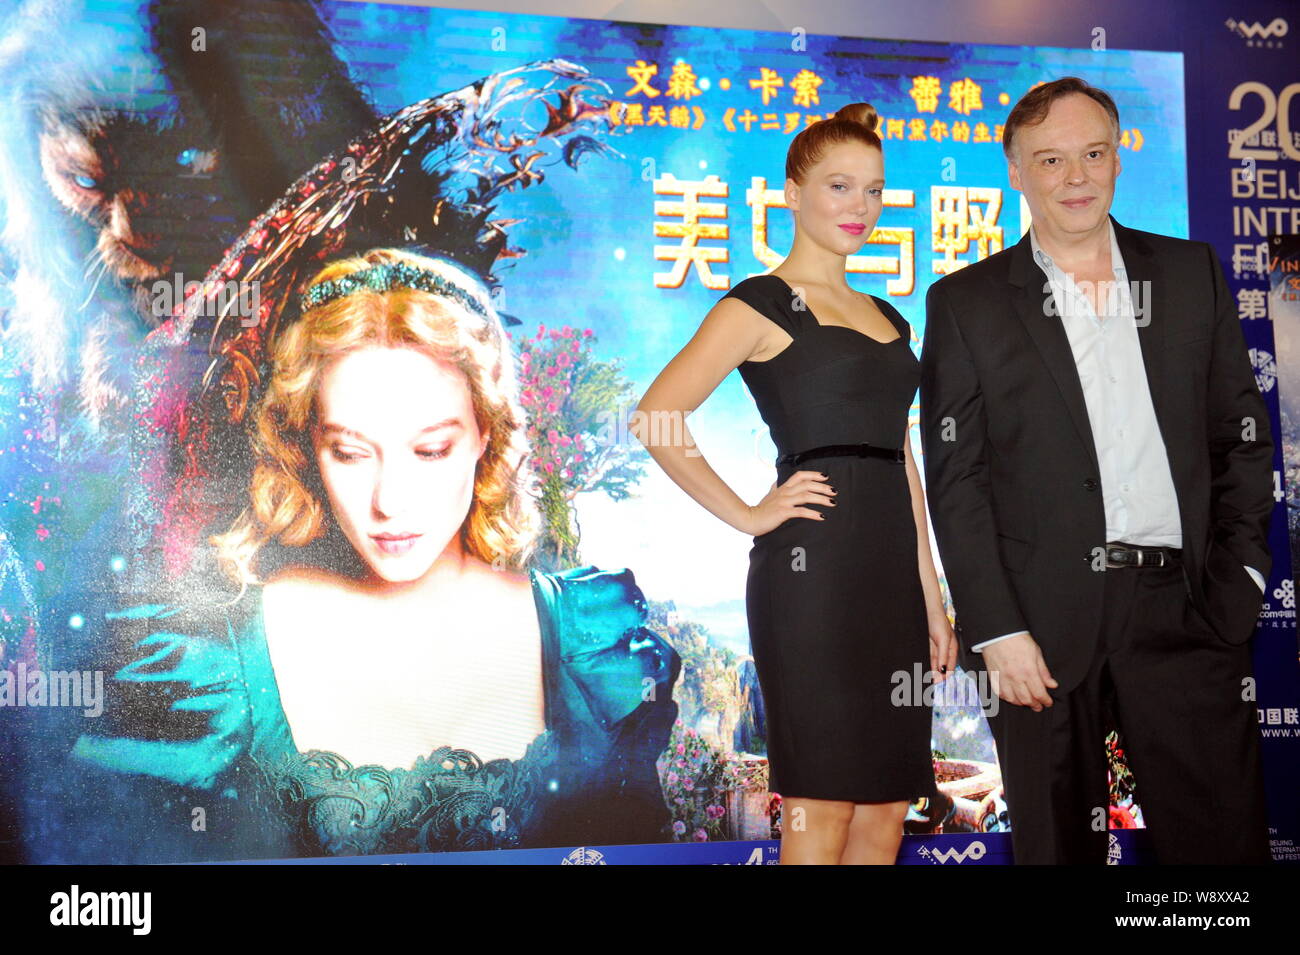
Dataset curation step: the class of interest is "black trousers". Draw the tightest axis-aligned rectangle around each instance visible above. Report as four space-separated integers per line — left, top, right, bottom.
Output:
986 556 1271 864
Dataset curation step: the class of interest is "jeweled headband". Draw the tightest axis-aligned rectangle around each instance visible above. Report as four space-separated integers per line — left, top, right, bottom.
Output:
299 260 494 321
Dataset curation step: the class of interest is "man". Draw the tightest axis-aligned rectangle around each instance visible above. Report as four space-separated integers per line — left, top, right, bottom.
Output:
919 77 1273 864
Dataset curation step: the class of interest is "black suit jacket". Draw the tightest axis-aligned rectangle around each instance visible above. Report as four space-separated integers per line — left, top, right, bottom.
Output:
919 214 1273 693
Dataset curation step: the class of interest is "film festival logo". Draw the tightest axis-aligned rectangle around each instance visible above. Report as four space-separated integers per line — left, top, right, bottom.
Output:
1250 347 1277 394
561 847 607 864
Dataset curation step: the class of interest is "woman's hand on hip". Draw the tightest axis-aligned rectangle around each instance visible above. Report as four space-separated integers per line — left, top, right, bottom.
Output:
745 469 836 536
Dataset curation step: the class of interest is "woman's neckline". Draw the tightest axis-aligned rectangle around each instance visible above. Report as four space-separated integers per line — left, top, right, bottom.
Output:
244 567 555 773
765 273 904 345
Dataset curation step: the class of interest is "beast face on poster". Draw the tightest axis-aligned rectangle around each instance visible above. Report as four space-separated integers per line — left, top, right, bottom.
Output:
0 0 1188 862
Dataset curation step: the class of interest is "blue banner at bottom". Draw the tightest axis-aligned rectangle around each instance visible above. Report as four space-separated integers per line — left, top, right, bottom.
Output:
210 830 1157 865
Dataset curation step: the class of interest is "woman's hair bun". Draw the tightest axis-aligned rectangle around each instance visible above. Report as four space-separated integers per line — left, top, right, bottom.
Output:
834 102 879 131
785 101 883 184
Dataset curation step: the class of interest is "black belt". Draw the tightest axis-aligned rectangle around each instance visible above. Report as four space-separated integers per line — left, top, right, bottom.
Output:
776 442 905 466
1103 541 1181 569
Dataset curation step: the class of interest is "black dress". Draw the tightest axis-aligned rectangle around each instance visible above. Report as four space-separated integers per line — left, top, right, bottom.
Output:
727 274 939 803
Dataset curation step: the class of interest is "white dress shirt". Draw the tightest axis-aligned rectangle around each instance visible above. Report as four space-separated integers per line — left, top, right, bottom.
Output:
971 221 1264 653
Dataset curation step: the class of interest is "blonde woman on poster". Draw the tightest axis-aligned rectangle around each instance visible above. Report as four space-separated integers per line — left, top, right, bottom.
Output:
64 249 680 861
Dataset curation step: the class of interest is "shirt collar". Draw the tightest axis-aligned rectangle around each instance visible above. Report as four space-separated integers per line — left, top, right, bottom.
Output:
1029 217 1126 278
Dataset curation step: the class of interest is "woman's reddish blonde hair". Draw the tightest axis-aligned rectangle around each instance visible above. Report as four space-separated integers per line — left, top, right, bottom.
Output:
212 248 539 590
785 102 883 185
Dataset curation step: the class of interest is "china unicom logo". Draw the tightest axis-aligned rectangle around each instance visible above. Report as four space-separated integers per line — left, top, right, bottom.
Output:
1225 17 1288 40
1274 578 1294 610
561 847 607 865
917 840 987 864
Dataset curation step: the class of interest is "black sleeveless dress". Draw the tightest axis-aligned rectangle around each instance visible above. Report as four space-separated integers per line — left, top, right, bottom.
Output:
727 274 939 803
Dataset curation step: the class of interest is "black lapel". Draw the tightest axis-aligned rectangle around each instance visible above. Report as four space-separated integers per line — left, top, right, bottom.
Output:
1111 217 1168 454
1009 223 1100 472
1008 214 1167 477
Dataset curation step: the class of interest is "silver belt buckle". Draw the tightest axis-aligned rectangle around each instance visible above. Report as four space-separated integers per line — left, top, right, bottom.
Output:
1106 543 1165 569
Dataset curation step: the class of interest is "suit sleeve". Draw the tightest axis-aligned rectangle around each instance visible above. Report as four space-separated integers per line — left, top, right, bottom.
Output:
919 280 1029 653
1204 242 1274 578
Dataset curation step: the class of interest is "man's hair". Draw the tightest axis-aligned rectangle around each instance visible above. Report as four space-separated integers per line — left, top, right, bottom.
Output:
1002 77 1121 162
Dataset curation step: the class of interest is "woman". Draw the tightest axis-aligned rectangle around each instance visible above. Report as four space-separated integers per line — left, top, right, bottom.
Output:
635 103 956 865
67 248 680 861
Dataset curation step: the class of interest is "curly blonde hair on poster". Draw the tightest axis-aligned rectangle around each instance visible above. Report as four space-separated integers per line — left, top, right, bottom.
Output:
211 248 539 590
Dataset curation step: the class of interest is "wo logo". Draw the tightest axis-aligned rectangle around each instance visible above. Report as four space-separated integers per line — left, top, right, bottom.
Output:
917 840 987 864
1225 17 1288 41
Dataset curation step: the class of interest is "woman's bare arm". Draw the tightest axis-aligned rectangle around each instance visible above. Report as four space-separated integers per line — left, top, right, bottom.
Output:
905 435 958 679
633 297 805 536
903 436 945 620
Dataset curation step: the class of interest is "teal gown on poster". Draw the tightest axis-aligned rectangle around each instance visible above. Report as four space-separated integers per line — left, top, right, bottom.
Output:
62 565 680 861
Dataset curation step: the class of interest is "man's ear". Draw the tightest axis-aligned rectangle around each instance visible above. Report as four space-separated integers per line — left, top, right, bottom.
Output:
1007 157 1021 192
